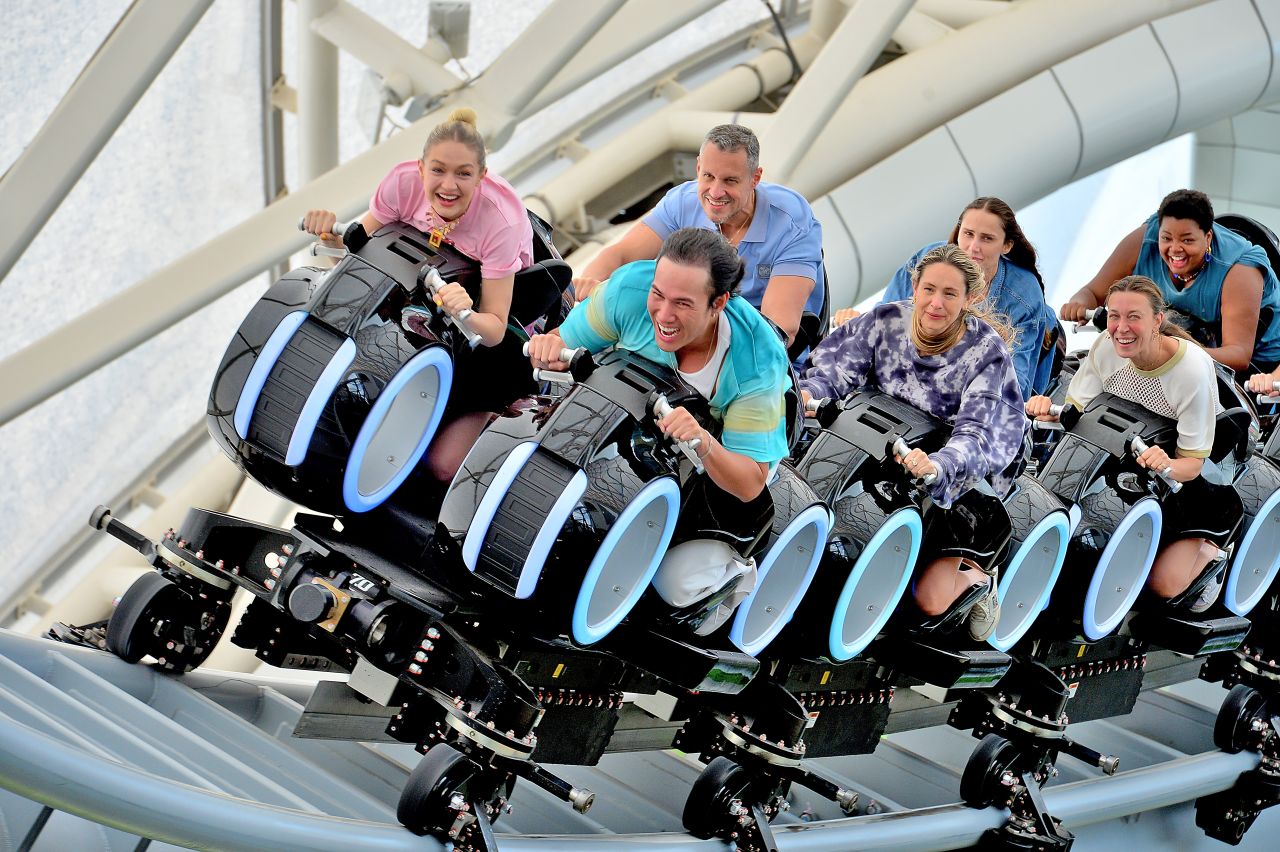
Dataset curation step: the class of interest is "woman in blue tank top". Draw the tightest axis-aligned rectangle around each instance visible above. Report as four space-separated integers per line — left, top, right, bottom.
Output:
1061 189 1280 373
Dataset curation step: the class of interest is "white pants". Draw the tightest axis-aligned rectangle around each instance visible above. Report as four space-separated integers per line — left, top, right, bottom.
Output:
651 539 757 635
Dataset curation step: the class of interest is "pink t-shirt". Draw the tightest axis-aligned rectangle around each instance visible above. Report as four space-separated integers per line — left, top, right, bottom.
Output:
368 160 533 279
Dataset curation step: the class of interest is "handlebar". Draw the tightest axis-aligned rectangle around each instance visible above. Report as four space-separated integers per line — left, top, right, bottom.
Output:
653 394 705 474
1074 307 1102 332
522 342 591 386
297 217 354 235
1030 403 1066 431
1129 435 1182 493
1256 380 1280 406
892 437 937 486
421 266 483 348
522 342 580 364
299 217 356 259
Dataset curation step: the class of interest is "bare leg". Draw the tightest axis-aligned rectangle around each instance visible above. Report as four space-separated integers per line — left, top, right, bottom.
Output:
425 411 495 483
1146 537 1219 599
915 556 989 616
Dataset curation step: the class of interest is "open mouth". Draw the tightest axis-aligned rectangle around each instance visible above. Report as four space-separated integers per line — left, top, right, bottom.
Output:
656 322 680 342
1166 252 1189 270
436 191 461 206
1114 334 1137 346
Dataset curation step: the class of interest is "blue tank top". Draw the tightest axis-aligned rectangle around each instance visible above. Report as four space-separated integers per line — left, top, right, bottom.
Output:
1134 214 1280 362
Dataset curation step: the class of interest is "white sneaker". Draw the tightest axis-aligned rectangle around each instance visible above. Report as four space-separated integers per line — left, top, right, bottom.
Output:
1189 555 1228 614
967 576 1000 642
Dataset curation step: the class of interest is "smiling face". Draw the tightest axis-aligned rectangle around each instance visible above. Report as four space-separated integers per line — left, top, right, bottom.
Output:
912 261 972 337
956 208 1012 284
1106 290 1162 362
696 143 761 227
647 257 724 356
1158 216 1212 279
418 139 485 222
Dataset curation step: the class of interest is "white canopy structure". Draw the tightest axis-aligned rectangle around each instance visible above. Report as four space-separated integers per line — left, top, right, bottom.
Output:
3 0 1280 847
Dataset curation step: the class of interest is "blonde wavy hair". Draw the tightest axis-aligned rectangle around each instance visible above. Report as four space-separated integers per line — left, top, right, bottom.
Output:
908 244 1016 355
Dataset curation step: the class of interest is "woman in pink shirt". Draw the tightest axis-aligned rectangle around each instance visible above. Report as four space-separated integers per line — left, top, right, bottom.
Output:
303 107 535 480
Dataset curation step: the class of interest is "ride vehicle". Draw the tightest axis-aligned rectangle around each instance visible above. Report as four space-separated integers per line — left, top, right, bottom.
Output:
958 291 1277 850
75 215 860 852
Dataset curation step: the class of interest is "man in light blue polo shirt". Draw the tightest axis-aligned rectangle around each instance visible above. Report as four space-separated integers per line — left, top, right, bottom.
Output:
572 124 824 349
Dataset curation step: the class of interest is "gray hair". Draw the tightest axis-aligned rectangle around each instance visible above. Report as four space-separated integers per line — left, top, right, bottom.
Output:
702 124 759 171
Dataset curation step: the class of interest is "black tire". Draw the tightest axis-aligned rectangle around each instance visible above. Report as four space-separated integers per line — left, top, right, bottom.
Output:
105 573 229 672
682 756 753 839
106 573 181 663
401 741 517 834
1214 684 1268 754
960 733 1019 809
398 743 508 837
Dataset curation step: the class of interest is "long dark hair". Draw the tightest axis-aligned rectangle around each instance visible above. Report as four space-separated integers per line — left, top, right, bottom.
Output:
948 196 1044 291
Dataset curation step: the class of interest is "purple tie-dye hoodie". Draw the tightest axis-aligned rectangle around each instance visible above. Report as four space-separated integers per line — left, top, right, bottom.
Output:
799 300 1027 508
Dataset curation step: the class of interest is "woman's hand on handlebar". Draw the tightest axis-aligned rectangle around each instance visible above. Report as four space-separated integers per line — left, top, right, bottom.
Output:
830 307 861 329
302 210 340 240
895 446 937 480
1060 291 1099 323
655 404 709 450
1025 395 1061 422
1134 443 1173 473
433 281 474 318
526 332 570 371
1246 372 1280 397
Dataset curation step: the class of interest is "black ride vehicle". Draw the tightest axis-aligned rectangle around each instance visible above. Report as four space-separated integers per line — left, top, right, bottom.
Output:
70 214 1280 851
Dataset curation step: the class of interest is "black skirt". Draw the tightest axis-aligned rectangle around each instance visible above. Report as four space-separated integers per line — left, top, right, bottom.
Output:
918 488 1013 572
444 330 538 417
1158 474 1243 547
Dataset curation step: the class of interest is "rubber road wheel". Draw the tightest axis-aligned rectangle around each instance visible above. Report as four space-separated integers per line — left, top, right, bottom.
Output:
105 573 180 664
960 733 1019 809
394 741 509 834
1215 684 1268 754
683 756 753 839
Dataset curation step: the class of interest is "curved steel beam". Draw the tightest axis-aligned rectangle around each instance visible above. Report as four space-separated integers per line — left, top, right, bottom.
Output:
0 705 1261 851
0 0 213 285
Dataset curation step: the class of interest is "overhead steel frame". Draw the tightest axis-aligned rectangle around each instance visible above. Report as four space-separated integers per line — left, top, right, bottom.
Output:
0 0 214 285
0 0 1243 430
0 0 729 429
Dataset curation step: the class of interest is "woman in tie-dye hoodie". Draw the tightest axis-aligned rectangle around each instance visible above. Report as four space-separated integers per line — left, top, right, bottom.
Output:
799 244 1027 641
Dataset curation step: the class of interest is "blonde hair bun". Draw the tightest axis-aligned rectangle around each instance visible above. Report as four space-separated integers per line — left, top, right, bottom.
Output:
447 107 478 127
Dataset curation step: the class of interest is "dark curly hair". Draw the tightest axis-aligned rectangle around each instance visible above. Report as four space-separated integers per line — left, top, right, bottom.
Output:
1157 189 1214 233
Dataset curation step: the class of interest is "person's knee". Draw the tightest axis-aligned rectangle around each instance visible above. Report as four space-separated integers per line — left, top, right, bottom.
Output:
424 414 490 482
913 582 950 617
1145 567 1182 599
425 444 462 482
1147 538 1211 598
